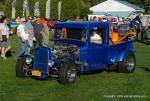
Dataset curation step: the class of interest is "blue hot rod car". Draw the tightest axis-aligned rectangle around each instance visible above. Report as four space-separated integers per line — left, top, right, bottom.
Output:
16 22 136 84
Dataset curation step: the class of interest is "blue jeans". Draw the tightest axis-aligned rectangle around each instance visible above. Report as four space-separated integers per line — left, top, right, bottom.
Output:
16 40 30 59
141 27 148 41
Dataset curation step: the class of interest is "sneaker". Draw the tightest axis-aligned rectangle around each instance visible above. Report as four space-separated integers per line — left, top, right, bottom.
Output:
1 54 3 58
2 55 7 60
1 54 7 60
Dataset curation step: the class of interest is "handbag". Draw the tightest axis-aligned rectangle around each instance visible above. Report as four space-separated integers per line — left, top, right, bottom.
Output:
2 35 7 42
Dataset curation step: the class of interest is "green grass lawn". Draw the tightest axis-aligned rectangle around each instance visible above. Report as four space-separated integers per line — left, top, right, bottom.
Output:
0 34 150 101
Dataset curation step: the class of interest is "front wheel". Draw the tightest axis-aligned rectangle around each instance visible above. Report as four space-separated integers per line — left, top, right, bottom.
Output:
16 57 30 78
118 52 136 73
59 62 77 85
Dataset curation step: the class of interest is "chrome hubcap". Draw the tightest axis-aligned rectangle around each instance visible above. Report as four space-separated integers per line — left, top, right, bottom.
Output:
126 58 135 71
67 68 76 82
23 64 29 76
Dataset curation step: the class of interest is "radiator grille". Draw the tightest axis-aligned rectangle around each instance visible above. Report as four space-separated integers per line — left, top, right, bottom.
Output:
33 47 51 72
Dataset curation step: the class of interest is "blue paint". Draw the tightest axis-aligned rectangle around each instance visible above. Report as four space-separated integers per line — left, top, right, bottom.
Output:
33 21 135 77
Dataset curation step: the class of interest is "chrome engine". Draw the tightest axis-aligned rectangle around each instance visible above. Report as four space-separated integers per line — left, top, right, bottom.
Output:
52 43 79 59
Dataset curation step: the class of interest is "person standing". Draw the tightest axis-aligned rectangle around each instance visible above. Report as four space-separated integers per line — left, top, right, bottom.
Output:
140 14 149 41
131 15 142 40
16 18 30 59
0 16 11 60
25 16 35 48
33 18 44 47
40 18 49 46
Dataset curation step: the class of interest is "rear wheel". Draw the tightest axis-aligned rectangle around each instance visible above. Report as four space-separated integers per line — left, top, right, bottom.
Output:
16 57 30 78
118 52 136 73
59 62 77 85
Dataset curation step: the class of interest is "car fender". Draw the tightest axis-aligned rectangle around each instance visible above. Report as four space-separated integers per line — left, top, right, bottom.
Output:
110 49 135 64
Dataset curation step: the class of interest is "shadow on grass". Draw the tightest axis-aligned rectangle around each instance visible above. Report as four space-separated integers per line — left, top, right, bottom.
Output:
82 69 121 75
137 40 150 45
82 70 106 75
139 67 150 72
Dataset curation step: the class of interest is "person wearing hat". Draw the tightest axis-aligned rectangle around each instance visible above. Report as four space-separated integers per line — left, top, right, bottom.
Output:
16 17 30 59
33 18 44 47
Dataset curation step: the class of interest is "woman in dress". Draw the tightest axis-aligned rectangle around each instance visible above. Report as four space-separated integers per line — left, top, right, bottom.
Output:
0 16 11 60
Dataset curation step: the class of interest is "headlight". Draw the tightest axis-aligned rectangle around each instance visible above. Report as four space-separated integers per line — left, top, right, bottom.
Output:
26 57 33 65
48 60 54 67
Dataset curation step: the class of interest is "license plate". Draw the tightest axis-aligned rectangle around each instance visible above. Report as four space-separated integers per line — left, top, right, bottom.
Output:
32 70 41 76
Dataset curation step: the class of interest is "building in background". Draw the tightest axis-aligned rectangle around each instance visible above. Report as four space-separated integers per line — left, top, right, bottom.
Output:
89 0 145 19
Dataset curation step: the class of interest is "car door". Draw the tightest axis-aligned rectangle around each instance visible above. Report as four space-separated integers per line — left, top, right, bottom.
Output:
88 27 108 72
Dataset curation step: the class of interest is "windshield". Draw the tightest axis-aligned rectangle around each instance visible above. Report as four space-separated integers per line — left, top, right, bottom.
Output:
55 28 87 42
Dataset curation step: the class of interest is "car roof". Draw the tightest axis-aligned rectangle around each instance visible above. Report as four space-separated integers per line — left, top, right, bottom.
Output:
54 21 109 29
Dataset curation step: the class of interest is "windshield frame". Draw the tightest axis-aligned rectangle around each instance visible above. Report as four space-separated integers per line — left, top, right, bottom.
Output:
54 27 88 43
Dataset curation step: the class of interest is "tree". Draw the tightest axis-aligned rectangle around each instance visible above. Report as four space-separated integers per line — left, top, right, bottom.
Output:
84 0 105 6
4 0 90 20
0 0 5 11
127 0 150 13
3 0 149 19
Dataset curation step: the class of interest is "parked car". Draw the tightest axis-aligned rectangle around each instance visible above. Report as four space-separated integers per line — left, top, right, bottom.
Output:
46 18 60 28
16 22 136 85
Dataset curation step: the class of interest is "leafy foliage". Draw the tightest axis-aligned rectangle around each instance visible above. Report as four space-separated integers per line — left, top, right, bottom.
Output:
0 0 5 11
1 0 150 19
4 0 90 20
127 0 150 13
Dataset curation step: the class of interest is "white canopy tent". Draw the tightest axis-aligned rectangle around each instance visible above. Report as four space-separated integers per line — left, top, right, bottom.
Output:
89 0 145 18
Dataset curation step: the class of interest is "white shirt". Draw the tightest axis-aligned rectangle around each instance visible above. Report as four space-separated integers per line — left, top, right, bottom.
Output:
141 17 149 28
91 34 102 41
17 24 29 40
0 23 10 38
